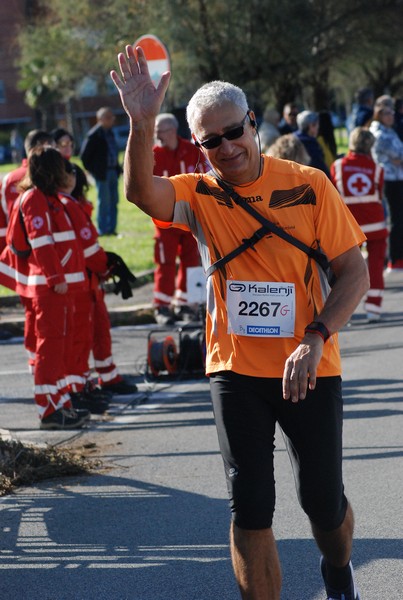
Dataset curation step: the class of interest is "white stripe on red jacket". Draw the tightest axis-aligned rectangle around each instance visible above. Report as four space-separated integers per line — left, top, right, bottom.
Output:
0 188 86 297
58 193 109 276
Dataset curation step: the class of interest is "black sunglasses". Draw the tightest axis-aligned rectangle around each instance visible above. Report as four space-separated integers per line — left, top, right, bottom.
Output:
195 113 249 150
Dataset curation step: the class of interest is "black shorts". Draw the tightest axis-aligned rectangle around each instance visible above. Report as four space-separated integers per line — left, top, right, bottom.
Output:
210 371 347 531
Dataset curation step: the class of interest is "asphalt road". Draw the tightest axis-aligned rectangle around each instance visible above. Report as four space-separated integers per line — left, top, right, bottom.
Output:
0 271 402 599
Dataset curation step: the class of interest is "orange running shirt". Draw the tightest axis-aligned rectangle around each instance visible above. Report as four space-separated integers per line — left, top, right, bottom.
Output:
165 155 366 377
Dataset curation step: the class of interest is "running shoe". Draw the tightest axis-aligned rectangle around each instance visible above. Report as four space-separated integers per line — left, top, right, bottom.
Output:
320 556 360 600
154 306 175 325
40 407 90 430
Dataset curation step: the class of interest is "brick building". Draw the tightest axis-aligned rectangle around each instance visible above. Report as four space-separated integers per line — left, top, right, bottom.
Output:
0 2 36 127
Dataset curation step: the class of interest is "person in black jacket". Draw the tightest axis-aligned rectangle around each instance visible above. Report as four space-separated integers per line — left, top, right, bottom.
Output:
394 97 403 141
349 88 374 132
80 107 122 235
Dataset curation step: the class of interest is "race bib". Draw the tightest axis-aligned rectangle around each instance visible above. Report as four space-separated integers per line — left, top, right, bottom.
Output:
226 280 295 337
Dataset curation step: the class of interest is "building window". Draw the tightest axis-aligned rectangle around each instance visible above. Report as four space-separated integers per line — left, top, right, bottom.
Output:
0 81 6 104
76 77 98 98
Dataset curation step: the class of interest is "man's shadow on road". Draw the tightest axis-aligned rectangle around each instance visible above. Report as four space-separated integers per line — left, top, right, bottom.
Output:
0 471 401 600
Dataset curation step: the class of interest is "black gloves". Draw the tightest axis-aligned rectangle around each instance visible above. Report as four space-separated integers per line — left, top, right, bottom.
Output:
105 251 136 300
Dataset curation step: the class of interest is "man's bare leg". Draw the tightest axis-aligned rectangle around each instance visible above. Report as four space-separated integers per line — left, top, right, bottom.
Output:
230 522 282 600
311 502 355 567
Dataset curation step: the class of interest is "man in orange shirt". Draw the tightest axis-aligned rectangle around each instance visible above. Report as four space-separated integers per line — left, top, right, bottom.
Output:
111 46 369 600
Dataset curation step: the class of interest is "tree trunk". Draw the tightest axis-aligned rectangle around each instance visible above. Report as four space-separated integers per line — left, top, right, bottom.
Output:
311 69 331 111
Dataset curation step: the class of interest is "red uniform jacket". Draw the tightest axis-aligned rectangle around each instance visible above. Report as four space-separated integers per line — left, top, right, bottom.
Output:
59 193 108 276
0 180 6 253
0 188 86 297
330 152 387 240
152 136 210 232
153 136 209 178
1 160 28 219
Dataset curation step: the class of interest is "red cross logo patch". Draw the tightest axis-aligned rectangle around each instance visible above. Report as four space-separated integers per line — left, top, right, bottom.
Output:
347 173 372 196
80 226 92 240
32 216 44 229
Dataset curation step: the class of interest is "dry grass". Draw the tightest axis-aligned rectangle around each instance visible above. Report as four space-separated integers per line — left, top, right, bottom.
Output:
0 438 102 496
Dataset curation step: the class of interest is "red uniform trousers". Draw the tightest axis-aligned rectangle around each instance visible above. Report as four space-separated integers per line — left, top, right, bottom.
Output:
21 291 94 388
23 286 120 394
92 289 121 385
20 296 36 373
32 291 74 420
66 288 94 392
23 288 100 394
153 227 200 307
67 286 122 389
364 237 387 315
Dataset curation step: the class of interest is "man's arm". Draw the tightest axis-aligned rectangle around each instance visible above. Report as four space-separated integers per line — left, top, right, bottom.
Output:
110 45 175 221
124 121 175 220
282 244 370 403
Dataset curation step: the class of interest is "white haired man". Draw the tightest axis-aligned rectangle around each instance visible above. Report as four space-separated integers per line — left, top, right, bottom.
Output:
152 112 209 324
111 45 369 600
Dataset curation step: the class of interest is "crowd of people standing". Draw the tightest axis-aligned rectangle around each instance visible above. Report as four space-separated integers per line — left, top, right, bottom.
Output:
262 90 403 322
0 124 138 430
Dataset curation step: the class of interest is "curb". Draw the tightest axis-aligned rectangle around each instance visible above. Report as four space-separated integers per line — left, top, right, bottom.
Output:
0 303 156 337
108 303 155 327
0 269 154 307
0 269 156 335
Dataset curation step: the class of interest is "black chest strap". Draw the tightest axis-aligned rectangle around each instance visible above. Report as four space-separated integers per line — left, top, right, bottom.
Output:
206 178 331 278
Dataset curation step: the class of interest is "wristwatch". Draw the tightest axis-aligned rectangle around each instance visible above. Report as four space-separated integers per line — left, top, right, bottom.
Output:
304 321 330 343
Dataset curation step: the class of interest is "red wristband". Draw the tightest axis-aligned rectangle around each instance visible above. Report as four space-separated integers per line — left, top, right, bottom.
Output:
304 321 330 342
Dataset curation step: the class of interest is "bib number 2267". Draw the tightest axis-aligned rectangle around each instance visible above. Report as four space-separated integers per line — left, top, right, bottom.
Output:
226 280 295 337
